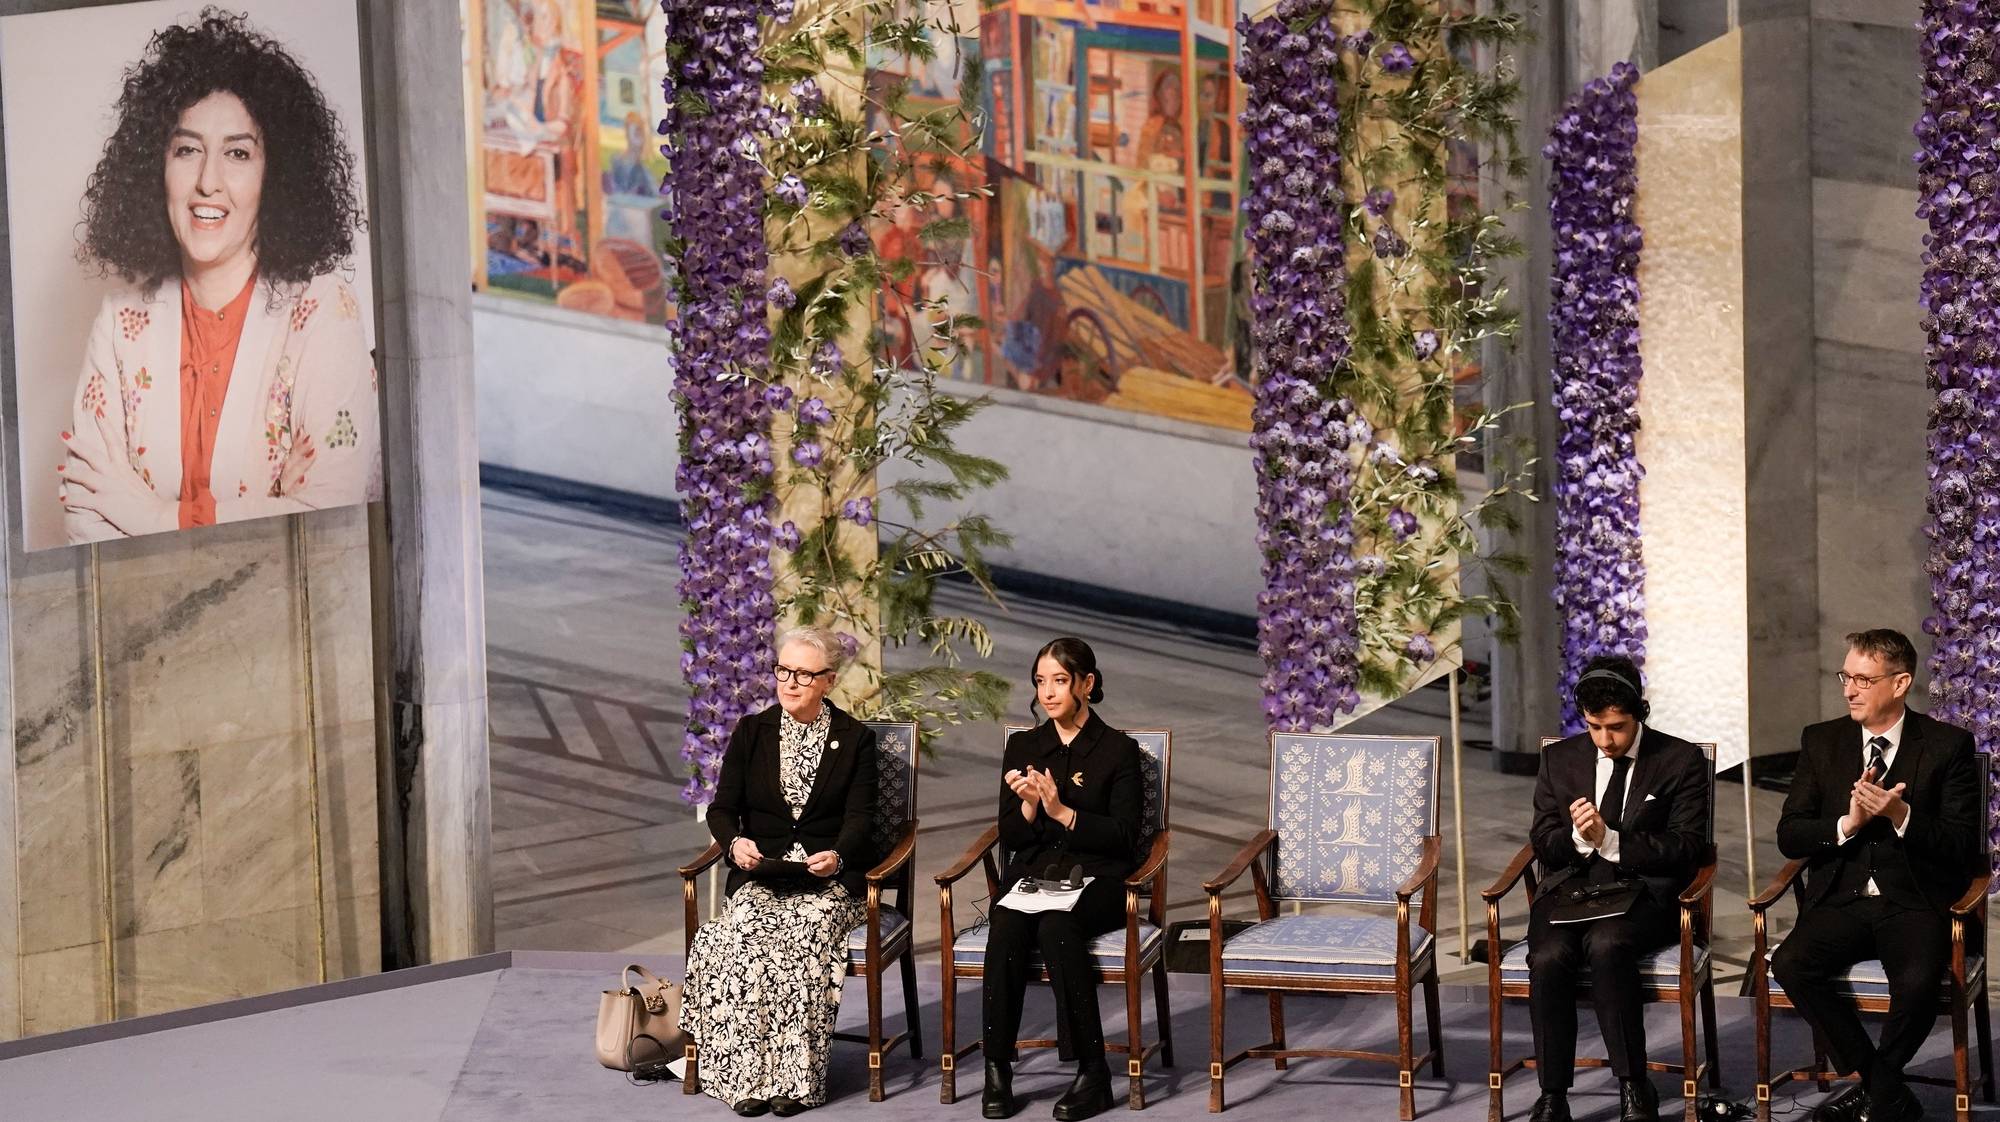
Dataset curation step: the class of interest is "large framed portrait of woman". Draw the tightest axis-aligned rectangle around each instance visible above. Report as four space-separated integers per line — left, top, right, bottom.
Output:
1 1 378 551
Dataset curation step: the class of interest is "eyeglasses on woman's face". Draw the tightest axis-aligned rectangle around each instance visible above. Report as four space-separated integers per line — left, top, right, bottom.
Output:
774 664 835 685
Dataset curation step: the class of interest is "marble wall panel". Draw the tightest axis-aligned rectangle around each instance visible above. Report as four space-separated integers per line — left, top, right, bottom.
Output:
12 589 103 957
1810 18 1920 190
1633 30 1753 763
114 750 203 939
19 944 106 1036
319 719 381 909
115 907 316 1019
1812 178 1925 355
303 512 381 730
1811 0 1919 28
198 734 312 926
1813 338 1933 705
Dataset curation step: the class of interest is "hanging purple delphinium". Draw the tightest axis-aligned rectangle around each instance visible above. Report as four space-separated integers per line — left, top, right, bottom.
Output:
1546 61 1646 732
661 0 787 803
1239 6 1360 730
1916 1 2000 847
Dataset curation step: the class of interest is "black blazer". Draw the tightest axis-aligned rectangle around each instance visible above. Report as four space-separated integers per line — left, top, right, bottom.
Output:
1530 727 1713 907
995 712 1144 885
1776 709 1981 915
707 702 879 899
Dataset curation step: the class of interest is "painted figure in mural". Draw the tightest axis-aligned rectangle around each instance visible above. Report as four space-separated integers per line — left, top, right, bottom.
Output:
1524 656 1711 1122
980 638 1142 1122
682 626 880 1117
1769 629 1980 1122
61 8 377 544
483 0 586 280
603 110 655 198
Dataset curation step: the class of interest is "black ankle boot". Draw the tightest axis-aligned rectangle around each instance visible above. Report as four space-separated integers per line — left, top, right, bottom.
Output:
982 1059 1018 1119
1052 1061 1113 1122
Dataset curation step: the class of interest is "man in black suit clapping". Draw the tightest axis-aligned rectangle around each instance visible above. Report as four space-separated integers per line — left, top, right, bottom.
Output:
1526 655 1713 1122
1771 629 1982 1122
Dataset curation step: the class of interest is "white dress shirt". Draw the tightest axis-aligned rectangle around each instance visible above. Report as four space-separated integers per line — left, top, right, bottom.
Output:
1835 711 1912 896
1572 725 1643 864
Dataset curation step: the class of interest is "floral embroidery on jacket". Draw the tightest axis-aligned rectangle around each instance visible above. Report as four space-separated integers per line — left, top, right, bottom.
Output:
327 409 357 449
335 286 359 321
82 371 106 419
116 307 150 341
290 297 318 334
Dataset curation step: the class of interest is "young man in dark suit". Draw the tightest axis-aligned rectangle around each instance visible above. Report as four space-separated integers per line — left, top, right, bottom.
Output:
1771 629 1982 1122
1526 655 1713 1122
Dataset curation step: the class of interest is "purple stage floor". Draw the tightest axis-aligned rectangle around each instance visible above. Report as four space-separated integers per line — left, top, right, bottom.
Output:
0 952 1982 1122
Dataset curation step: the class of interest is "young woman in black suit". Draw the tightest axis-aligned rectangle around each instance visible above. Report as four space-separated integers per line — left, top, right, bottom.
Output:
981 637 1144 1122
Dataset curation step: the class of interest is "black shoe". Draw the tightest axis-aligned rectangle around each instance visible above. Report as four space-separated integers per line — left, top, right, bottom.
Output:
1861 1086 1922 1122
983 1060 1019 1120
1812 1085 1870 1122
1619 1077 1660 1122
769 1097 808 1117
1529 1092 1572 1122
1052 1063 1113 1122
733 1100 771 1118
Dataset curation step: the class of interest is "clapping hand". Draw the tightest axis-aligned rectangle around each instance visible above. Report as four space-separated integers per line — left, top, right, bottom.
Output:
805 850 840 877
1006 767 1041 821
1852 769 1910 830
1569 798 1607 847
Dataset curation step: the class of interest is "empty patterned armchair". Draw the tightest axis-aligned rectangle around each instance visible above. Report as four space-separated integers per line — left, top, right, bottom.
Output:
935 727 1174 1109
1203 733 1443 1119
1481 738 1722 1121
679 719 924 1102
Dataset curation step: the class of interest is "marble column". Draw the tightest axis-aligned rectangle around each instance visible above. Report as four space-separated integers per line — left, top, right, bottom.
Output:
1570 0 1657 83
358 0 492 966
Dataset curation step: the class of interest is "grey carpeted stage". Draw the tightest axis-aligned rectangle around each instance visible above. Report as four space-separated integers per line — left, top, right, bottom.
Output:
0 951 1976 1121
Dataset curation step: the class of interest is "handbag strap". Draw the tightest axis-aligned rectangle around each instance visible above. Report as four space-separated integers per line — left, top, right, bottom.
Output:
623 963 666 993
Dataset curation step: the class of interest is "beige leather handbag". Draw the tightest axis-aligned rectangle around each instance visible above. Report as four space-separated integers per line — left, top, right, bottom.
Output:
596 963 687 1071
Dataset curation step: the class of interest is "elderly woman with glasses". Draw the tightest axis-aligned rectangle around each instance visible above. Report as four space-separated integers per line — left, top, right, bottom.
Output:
682 626 880 1118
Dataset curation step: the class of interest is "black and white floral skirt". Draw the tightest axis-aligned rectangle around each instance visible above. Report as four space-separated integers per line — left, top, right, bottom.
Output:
683 881 866 1106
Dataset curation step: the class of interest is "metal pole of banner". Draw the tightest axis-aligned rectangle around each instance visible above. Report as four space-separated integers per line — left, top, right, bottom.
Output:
1741 752 1758 900
87 544 117 1020
292 516 331 984
1449 670 1470 965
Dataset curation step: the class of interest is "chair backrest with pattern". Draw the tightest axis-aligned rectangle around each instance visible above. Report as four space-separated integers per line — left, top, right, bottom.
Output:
1003 723 1173 848
864 720 920 857
1538 734 1717 841
1265 732 1440 905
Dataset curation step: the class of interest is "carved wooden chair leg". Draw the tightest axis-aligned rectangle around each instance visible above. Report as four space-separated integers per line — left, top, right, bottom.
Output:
1126 973 1147 1110
900 950 923 1060
1701 978 1722 1089
867 964 886 1102
1152 958 1175 1068
1397 981 1416 1121
1268 993 1288 1070
1953 984 1973 1122
939 971 958 1104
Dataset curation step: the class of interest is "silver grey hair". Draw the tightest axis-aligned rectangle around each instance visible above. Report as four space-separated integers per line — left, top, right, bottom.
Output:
776 625 848 673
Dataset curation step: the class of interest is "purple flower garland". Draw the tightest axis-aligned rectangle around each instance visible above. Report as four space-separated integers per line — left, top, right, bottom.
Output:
661 0 787 803
1239 8 1362 730
1916 1 2000 842
1545 61 1646 732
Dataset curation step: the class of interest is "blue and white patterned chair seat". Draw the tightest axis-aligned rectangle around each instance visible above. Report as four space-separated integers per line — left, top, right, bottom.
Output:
1498 937 1709 984
1219 914 1434 981
847 911 913 963
951 919 1166 971
1763 944 1983 999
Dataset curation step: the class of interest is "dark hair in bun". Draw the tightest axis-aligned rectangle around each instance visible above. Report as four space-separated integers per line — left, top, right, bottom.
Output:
1030 637 1104 716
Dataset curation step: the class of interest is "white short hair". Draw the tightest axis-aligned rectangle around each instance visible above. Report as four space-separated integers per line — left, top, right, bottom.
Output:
776 625 848 673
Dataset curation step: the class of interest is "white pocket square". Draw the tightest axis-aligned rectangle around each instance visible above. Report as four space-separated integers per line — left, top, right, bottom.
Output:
1643 793 1658 802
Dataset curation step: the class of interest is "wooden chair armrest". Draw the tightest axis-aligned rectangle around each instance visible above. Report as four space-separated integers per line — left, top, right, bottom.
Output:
935 825 1000 886
1395 835 1441 901
1747 858 1808 912
1480 843 1536 903
680 841 723 880
1951 871 1993 916
866 821 918 884
1678 860 1717 907
1203 829 1278 894
1125 830 1170 889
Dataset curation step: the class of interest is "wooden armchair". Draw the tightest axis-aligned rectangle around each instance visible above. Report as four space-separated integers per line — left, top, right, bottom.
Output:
1204 733 1444 1120
1481 738 1721 1122
678 720 924 1102
1746 753 1994 1122
935 727 1175 1109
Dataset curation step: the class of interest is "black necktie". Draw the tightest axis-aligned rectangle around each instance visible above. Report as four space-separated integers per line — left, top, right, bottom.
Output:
1867 736 1890 785
1600 754 1633 831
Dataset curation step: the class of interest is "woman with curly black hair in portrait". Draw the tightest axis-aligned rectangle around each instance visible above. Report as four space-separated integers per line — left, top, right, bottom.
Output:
59 7 377 543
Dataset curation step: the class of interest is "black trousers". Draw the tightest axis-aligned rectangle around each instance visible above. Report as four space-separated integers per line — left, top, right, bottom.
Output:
1527 887 1678 1090
1769 895 1951 1100
981 875 1126 1066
